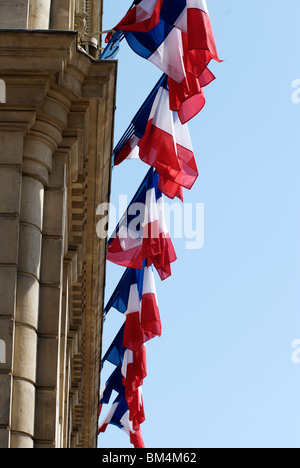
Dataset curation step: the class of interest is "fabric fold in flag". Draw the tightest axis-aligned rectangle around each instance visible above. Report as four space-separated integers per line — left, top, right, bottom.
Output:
122 346 147 398
141 265 161 340
99 366 125 406
168 47 216 124
138 76 198 192
101 325 147 438
183 0 221 75
124 15 186 85
101 324 126 369
114 0 164 33
121 349 146 430
113 75 198 200
107 168 177 281
123 282 146 352
98 394 145 448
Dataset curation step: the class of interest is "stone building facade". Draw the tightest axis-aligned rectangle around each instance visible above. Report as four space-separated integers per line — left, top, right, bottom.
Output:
0 1 117 448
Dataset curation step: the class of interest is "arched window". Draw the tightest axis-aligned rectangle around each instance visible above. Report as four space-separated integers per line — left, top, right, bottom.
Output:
0 339 6 364
0 79 6 104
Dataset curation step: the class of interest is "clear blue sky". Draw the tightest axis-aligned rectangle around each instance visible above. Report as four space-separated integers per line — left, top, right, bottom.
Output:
99 0 300 448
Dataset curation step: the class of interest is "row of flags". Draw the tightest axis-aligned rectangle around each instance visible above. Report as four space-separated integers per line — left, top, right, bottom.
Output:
99 0 221 448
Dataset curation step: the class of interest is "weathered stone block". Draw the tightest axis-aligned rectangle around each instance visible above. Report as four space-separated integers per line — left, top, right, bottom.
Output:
0 428 9 448
16 274 39 328
43 190 65 236
11 433 33 448
0 166 22 214
0 1 29 29
0 216 19 265
14 325 37 382
11 379 35 436
20 176 44 230
36 336 58 388
40 237 63 285
34 389 56 441
39 286 61 335
0 374 12 425
18 224 42 279
0 266 17 317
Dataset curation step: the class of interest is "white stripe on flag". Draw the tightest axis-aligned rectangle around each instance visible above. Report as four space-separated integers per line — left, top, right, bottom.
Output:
149 28 186 84
188 0 209 15
125 284 141 316
136 0 160 22
143 266 157 297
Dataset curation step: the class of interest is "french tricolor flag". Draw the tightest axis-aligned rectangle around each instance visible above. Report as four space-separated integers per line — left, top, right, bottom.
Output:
122 268 160 352
113 76 198 201
121 351 146 430
101 324 147 394
98 394 145 448
107 168 177 281
101 324 147 441
138 76 198 194
113 0 221 123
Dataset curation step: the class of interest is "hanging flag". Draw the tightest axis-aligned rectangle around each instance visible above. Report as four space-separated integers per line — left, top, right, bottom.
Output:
107 168 176 281
105 264 161 346
101 317 148 393
138 75 198 193
101 318 147 437
98 393 145 448
113 76 197 201
99 348 146 430
118 0 221 80
111 0 221 122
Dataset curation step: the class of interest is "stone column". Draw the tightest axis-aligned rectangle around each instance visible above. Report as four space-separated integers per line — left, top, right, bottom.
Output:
0 129 25 448
50 0 75 30
10 136 47 448
29 0 52 29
